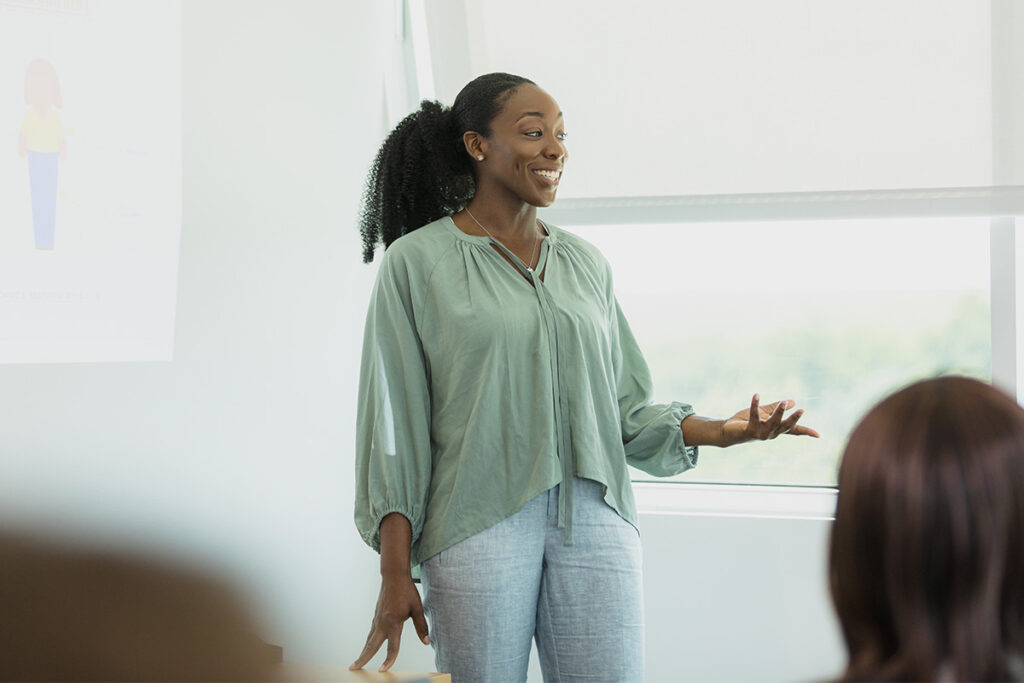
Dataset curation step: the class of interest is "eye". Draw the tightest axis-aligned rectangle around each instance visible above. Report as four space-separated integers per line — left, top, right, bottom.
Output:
557 132 568 141
524 131 542 138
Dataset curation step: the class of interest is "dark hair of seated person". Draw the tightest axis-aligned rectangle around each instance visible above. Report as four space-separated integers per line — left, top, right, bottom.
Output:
830 376 1024 682
0 530 280 682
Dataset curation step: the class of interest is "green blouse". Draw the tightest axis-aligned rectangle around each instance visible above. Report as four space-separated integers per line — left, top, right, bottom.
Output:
354 217 698 565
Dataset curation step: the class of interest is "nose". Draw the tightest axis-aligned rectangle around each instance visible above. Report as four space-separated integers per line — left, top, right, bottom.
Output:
543 137 567 162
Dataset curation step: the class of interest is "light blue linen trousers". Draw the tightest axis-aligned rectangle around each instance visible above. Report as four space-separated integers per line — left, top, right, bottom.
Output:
420 477 644 683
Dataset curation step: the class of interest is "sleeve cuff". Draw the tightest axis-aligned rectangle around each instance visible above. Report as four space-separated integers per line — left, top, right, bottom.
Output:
360 504 422 554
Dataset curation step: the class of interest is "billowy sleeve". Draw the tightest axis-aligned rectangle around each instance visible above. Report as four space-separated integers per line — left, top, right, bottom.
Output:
610 298 699 477
354 247 432 553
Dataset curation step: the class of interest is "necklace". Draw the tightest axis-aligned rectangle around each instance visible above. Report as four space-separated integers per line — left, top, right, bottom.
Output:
465 208 541 273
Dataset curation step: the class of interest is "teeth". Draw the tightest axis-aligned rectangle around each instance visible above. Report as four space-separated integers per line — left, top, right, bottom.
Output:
533 169 561 182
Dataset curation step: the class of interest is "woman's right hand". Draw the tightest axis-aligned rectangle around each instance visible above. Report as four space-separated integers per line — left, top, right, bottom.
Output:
349 514 430 672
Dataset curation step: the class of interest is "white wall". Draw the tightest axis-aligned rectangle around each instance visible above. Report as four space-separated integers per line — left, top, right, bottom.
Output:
640 514 843 682
0 0 436 672
0 1 844 679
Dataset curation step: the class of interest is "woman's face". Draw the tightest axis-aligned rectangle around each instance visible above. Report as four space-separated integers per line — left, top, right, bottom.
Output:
474 84 568 207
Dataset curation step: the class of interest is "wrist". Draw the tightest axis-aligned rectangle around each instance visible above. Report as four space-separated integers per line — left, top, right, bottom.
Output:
682 414 729 448
380 564 411 579
716 419 729 448
378 513 413 578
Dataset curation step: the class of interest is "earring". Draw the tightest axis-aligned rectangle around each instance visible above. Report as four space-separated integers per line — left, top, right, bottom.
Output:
477 155 484 161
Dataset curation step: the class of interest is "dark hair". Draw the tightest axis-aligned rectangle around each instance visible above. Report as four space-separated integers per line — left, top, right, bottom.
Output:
830 376 1024 682
358 72 535 262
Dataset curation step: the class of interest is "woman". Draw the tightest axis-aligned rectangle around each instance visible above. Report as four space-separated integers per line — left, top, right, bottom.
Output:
18 58 66 251
350 72 817 682
830 376 1024 682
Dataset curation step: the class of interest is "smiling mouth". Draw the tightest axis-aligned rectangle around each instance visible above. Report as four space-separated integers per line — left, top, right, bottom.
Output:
532 169 562 185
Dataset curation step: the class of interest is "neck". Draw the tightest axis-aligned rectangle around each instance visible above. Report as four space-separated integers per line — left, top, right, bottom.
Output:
466 189 538 239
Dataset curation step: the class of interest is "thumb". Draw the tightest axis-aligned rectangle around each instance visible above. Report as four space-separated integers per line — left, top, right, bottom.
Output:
412 598 430 645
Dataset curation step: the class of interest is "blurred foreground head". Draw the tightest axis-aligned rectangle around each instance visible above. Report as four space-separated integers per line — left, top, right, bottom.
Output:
830 376 1024 682
0 531 279 681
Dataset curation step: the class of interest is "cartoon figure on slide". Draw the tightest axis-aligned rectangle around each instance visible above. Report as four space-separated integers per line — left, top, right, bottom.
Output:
17 59 66 251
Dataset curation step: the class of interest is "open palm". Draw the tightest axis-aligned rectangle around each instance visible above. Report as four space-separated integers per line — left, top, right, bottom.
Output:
721 394 820 446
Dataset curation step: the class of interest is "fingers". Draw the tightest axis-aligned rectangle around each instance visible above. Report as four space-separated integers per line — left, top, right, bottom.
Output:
381 627 402 672
351 618 423 673
790 424 821 438
776 406 821 439
747 394 762 433
778 408 804 434
747 394 782 440
350 626 386 671
758 400 786 438
754 396 815 440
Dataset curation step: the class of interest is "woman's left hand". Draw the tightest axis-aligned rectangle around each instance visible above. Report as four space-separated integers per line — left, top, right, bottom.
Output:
721 393 820 447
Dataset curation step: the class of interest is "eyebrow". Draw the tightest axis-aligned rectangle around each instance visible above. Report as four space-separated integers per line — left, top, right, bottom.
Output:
515 111 564 122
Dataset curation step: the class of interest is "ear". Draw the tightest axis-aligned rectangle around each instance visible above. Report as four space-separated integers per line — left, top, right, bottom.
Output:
463 131 487 162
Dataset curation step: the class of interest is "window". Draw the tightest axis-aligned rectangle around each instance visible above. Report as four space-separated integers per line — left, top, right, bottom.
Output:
580 218 989 486
404 0 1024 489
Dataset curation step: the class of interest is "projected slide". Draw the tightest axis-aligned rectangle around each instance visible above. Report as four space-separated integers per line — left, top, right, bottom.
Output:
0 0 181 363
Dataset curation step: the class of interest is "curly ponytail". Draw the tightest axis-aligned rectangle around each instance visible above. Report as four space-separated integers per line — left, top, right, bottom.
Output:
358 73 535 262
